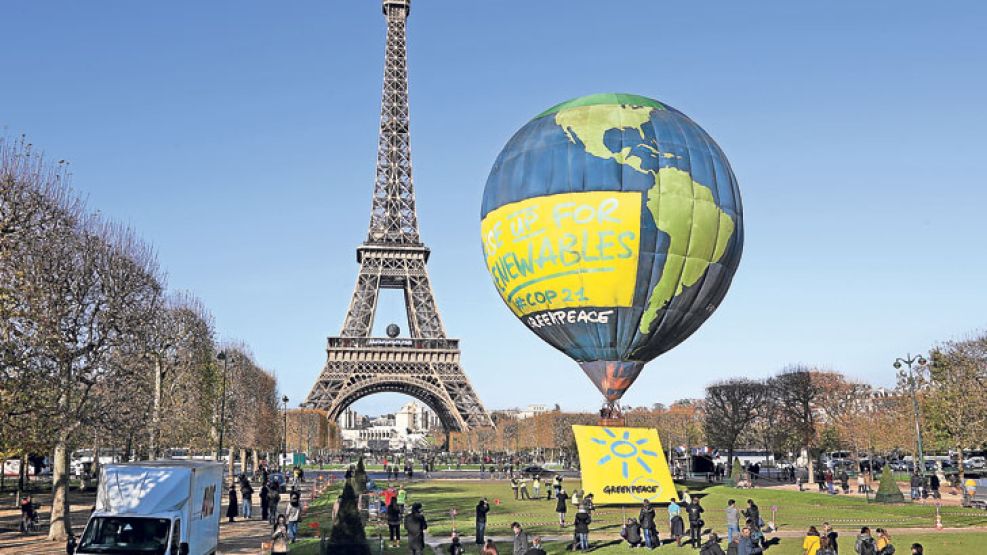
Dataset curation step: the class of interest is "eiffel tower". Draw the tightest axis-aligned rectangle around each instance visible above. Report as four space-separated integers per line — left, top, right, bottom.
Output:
304 0 492 432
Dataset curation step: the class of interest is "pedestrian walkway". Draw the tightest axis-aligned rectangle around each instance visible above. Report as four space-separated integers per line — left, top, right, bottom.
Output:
0 477 315 554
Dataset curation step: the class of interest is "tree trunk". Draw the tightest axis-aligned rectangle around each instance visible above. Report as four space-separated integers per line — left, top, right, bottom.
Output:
252 449 259 475
240 448 247 476
956 442 965 486
150 357 163 460
228 445 235 476
47 434 71 541
806 447 816 485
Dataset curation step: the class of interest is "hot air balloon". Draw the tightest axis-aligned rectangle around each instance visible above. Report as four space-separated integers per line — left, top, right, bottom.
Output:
480 93 743 409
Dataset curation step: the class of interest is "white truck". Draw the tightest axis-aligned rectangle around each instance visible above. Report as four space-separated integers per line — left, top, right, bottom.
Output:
69 461 223 555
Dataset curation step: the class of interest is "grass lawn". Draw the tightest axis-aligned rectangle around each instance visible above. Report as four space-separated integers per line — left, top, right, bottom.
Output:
288 479 987 554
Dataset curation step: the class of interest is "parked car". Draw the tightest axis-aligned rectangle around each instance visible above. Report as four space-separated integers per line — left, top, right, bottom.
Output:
520 465 556 478
964 456 986 470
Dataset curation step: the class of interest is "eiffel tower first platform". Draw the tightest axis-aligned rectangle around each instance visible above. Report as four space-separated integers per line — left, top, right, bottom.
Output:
304 0 492 432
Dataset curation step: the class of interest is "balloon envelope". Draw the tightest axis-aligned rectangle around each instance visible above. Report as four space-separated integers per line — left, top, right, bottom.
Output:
480 93 743 401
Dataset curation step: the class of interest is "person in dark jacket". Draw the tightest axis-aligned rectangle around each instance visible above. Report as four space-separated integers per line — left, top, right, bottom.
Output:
701 533 727 555
621 517 643 547
226 484 239 523
823 522 839 554
268 482 281 524
743 500 762 547
573 508 592 551
239 475 254 520
476 498 490 545
555 488 569 527
687 498 705 547
259 482 270 522
449 532 465 555
386 497 402 548
639 500 658 548
405 502 428 555
524 536 547 555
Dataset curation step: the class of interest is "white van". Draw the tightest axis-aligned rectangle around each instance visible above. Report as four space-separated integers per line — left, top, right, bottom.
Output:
69 461 223 555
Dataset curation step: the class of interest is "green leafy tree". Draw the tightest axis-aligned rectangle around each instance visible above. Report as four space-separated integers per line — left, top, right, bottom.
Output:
328 481 370 554
874 465 904 503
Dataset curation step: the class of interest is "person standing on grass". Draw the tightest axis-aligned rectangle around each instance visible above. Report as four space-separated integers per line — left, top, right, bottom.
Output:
857 473 867 494
687 497 705 547
725 499 741 544
802 525 821 555
556 487 569 526
640 500 657 548
386 497 402 548
854 527 876 555
397 484 408 515
405 502 428 555
510 476 520 500
519 475 530 500
532 476 542 498
511 522 531 555
874 528 893 555
476 497 490 545
823 522 839 554
574 507 592 551
553 474 563 499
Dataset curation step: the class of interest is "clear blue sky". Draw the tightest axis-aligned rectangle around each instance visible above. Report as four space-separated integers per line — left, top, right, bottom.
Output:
4 1 986 415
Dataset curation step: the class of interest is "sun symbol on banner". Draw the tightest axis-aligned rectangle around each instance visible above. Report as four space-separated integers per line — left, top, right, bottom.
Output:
591 428 660 479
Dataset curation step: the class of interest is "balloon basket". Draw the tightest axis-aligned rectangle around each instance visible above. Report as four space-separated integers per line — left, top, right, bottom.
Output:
599 417 626 427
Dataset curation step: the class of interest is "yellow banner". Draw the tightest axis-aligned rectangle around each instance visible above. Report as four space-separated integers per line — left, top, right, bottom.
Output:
480 191 641 317
573 425 677 504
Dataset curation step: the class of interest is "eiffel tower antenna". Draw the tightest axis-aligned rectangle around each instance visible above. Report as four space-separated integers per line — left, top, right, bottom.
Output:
305 0 492 433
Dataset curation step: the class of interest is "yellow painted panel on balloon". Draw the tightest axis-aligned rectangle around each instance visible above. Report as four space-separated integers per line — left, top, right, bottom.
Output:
573 425 677 505
480 191 641 317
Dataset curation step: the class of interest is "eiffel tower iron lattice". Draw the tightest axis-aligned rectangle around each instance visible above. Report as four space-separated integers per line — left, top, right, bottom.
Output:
304 0 492 432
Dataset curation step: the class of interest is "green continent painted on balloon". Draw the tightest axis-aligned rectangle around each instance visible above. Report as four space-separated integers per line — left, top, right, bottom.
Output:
555 104 736 334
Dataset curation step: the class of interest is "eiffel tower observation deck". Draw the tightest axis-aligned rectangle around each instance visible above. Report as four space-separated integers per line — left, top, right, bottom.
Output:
304 0 492 432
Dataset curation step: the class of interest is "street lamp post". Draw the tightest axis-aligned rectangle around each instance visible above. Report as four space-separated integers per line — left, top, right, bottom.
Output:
282 395 289 468
894 353 928 475
216 351 230 462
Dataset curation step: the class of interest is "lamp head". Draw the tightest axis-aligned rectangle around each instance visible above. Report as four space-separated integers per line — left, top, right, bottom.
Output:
893 361 902 370
917 356 928 366
217 351 226 361
282 395 289 404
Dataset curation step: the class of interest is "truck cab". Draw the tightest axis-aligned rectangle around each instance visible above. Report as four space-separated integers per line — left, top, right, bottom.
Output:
74 513 187 555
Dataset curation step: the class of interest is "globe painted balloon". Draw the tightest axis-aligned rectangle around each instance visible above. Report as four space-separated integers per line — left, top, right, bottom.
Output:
480 93 744 402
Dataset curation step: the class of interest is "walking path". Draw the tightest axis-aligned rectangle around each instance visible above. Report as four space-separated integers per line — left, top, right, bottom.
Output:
0 477 314 554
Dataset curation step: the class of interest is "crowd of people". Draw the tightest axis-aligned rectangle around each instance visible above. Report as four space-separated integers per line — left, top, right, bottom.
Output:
223 463 305 555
